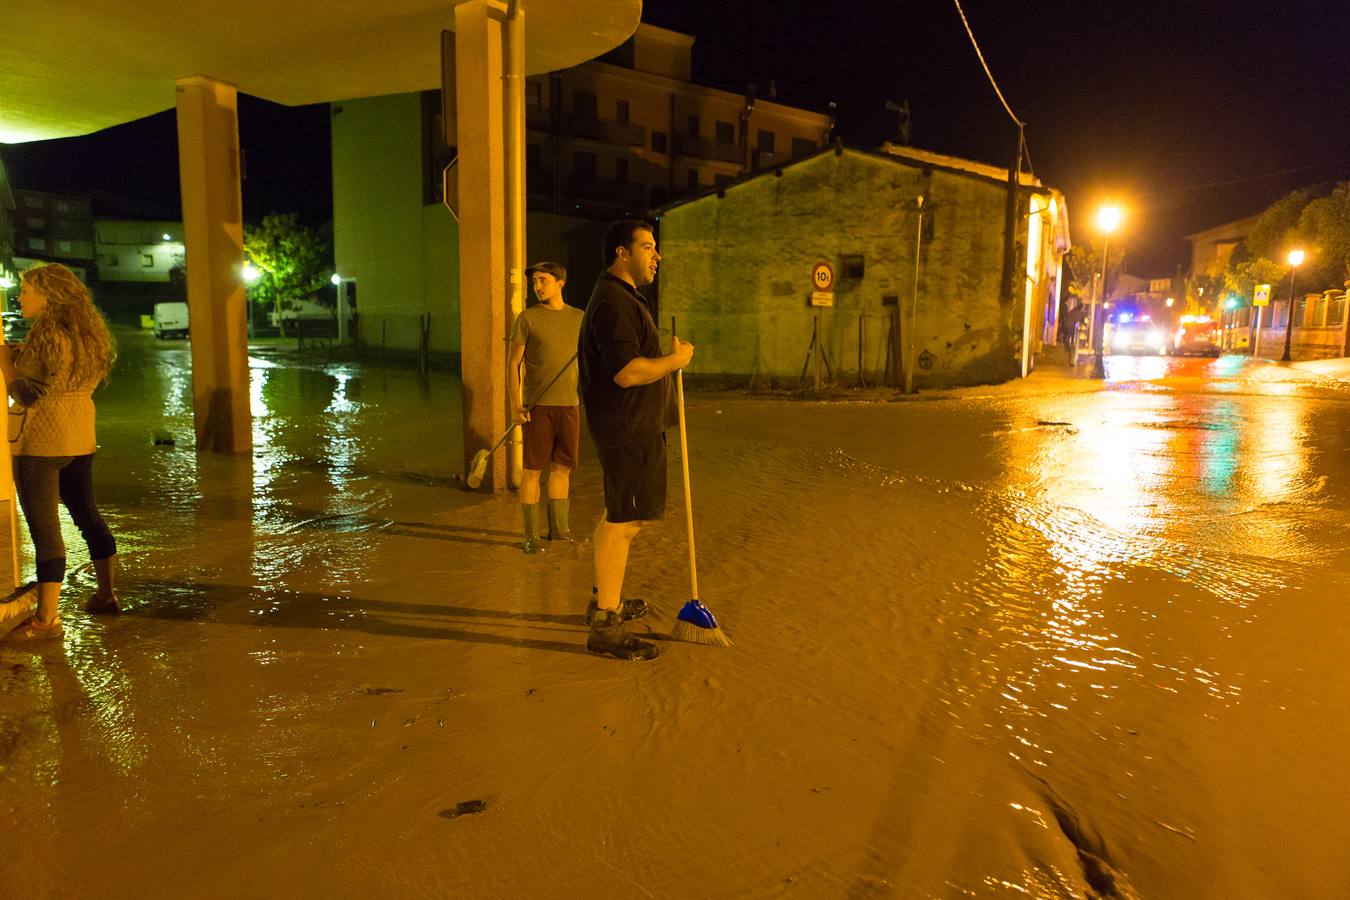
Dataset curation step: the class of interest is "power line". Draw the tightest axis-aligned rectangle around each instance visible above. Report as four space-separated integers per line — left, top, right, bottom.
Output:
951 0 1022 128
1152 157 1350 196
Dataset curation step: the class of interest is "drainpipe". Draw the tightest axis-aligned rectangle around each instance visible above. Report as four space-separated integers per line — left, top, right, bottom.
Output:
505 0 526 488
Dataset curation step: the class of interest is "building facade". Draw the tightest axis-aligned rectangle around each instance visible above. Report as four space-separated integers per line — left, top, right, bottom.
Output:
656 145 1069 390
331 23 833 360
94 219 185 283
10 188 95 279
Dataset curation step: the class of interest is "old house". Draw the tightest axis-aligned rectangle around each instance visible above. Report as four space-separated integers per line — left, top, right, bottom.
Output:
655 143 1070 390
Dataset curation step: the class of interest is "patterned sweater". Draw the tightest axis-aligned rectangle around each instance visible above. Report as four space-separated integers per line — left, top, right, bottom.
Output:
7 334 98 457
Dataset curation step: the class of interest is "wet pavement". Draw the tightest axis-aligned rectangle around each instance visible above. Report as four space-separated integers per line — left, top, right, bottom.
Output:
3 332 1350 897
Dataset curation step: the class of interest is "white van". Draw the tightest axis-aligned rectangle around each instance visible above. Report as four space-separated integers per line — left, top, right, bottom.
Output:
153 302 189 339
268 299 332 328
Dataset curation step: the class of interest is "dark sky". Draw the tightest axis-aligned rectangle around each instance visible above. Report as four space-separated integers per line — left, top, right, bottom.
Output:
5 0 1350 274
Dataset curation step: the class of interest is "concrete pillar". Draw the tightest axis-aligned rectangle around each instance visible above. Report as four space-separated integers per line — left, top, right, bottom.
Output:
175 76 251 454
454 0 510 490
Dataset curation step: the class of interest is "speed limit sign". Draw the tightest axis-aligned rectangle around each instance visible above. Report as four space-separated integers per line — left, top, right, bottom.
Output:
811 262 834 291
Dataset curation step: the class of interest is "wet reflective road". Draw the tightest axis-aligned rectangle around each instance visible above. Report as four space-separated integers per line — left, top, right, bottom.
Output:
3 335 1349 897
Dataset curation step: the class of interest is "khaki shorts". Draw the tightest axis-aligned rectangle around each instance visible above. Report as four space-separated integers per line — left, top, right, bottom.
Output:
522 405 580 470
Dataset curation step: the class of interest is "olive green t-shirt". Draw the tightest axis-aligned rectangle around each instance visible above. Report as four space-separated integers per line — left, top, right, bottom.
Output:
509 303 583 407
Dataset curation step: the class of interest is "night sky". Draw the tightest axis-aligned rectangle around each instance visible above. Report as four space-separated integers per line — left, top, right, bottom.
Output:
5 0 1349 274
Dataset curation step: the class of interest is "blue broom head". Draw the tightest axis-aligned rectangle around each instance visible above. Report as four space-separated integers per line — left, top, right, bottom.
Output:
676 599 720 630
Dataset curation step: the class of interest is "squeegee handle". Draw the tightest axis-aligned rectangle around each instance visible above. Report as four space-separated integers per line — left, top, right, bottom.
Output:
675 368 699 600
497 351 580 453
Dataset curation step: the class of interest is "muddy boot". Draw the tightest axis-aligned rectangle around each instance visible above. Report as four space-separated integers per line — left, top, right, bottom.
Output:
586 608 658 661
522 504 546 555
85 555 121 614
585 587 649 625
546 498 573 541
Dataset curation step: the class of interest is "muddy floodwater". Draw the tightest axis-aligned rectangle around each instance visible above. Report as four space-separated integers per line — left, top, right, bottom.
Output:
3 332 1350 898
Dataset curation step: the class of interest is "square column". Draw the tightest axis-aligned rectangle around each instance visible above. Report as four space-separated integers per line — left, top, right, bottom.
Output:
175 76 251 454
454 0 511 491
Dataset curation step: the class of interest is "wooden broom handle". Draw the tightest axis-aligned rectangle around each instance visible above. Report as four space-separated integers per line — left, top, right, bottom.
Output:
675 368 699 600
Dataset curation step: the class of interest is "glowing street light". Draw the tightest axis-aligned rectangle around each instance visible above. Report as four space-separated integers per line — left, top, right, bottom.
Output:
1280 249 1306 362
242 263 260 284
0 276 13 290
1091 205 1122 379
1165 296 1175 308
162 233 172 242
330 272 342 286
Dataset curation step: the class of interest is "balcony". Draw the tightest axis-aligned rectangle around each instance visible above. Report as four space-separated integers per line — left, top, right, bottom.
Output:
564 114 645 147
567 176 647 209
675 135 741 164
525 106 553 132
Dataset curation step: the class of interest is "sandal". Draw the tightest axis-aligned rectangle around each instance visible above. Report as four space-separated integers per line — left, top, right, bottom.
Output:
11 615 63 640
85 594 122 615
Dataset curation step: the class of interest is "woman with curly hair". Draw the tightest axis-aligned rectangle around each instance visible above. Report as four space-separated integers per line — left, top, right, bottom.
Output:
0 263 119 640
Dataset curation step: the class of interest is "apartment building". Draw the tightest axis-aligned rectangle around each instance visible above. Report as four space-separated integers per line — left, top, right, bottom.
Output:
331 23 833 360
10 188 96 278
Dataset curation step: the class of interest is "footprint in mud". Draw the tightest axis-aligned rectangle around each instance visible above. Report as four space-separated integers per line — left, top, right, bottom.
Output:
439 800 488 820
365 687 404 696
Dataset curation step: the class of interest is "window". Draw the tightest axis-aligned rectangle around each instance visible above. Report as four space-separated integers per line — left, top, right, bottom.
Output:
791 137 817 158
141 253 155 267
27 217 45 229
58 240 73 255
757 130 775 154
102 254 119 267
573 151 597 180
56 200 71 213
687 115 699 138
686 169 699 192
27 237 46 250
650 187 668 207
24 194 43 209
651 131 668 153
714 174 731 187
715 120 734 145
616 100 630 124
573 91 597 117
526 80 542 108
615 158 629 184
841 254 865 280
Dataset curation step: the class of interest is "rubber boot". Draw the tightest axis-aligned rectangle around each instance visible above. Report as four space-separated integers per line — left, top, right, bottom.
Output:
585 587 649 625
546 498 573 541
586 608 658 661
522 504 546 554
85 555 121 614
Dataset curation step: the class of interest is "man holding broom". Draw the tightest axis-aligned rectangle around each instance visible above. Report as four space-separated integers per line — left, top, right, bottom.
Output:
508 261 583 554
579 219 693 661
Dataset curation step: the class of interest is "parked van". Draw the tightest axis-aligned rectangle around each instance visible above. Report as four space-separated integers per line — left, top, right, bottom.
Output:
153 302 189 339
268 299 332 328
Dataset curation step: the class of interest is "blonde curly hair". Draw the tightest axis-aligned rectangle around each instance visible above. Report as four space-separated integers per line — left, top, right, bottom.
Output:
20 263 117 386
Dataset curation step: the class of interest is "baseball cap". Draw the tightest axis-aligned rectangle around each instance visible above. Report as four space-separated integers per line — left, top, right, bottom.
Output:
525 261 567 281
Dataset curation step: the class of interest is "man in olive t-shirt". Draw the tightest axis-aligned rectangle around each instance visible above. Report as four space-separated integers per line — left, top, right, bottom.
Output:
509 262 583 554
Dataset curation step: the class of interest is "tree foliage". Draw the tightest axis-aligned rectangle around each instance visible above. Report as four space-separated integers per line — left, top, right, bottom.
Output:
243 214 333 313
1065 238 1126 305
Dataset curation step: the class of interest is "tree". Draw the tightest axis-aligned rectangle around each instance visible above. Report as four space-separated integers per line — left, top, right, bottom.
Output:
243 213 333 333
1065 237 1126 306
1296 183 1350 289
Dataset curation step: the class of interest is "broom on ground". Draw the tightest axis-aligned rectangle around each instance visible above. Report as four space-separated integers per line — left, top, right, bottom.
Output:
466 352 578 489
669 368 732 647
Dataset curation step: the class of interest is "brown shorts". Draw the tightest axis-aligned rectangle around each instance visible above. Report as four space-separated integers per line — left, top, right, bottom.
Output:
522 405 580 470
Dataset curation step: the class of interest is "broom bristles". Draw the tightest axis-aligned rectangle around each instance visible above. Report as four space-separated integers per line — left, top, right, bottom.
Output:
465 450 489 489
670 616 733 647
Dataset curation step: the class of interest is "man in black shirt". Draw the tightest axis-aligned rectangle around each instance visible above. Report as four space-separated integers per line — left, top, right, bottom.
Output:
579 219 693 660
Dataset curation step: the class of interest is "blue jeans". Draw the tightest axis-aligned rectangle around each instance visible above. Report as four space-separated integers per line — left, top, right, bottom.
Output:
13 454 117 584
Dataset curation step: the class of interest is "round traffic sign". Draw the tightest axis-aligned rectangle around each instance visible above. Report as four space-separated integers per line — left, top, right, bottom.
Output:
811 262 834 291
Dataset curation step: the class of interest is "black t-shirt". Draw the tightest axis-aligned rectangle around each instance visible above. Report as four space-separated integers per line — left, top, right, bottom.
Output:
579 273 668 450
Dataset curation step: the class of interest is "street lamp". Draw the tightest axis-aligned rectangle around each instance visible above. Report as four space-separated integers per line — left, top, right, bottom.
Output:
1281 249 1305 362
1091 205 1122 379
242 263 260 284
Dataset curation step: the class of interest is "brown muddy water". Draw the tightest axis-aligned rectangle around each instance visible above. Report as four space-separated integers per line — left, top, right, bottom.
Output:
2 334 1349 898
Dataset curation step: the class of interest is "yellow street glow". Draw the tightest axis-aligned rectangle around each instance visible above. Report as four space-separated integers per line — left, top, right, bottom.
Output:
1287 249 1305 266
1097 205 1122 234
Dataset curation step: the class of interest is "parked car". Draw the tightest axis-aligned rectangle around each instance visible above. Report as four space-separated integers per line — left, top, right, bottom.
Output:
268 299 333 328
2 310 31 342
1109 319 1166 355
153 301 190 339
1169 316 1221 357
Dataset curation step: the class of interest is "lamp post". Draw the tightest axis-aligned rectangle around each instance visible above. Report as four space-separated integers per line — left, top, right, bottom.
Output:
1280 249 1304 362
1091 205 1122 379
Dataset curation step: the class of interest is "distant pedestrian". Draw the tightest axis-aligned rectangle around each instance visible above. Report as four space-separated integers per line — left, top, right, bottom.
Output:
578 219 693 660
1 263 119 640
508 262 583 554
